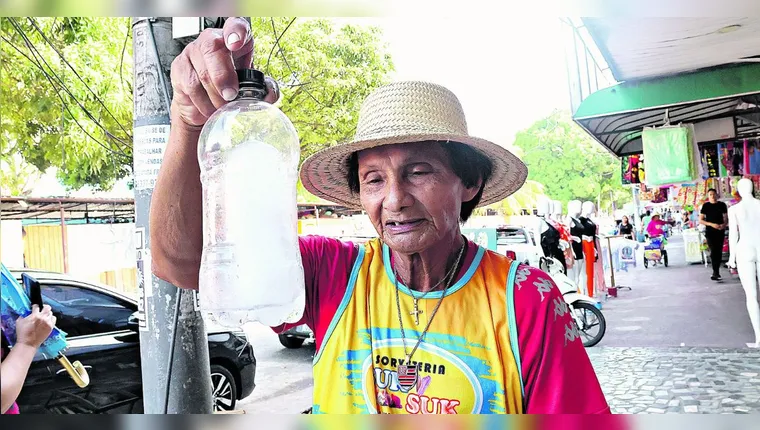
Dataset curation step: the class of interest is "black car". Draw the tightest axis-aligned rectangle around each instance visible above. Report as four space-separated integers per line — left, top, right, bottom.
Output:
9 269 256 413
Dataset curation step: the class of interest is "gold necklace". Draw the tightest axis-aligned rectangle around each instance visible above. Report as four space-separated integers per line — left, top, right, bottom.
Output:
393 240 464 389
392 241 466 325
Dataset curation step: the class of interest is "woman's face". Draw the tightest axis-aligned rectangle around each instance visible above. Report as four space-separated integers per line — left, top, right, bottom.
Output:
622 216 629 224
357 142 480 254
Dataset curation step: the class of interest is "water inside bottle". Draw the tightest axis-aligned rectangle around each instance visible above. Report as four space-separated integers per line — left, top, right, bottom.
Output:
199 134 304 328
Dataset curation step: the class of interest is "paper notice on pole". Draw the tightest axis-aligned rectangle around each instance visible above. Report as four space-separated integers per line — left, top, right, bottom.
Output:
133 124 170 190
136 247 153 331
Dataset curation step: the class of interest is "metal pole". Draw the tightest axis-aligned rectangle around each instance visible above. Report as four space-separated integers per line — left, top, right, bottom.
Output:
132 17 212 414
60 205 69 273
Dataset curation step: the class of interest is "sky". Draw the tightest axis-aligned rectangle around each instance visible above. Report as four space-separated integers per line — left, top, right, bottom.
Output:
29 16 571 197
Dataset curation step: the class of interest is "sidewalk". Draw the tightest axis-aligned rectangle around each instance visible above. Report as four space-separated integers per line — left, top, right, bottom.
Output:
599 234 756 348
588 347 760 414
587 232 760 414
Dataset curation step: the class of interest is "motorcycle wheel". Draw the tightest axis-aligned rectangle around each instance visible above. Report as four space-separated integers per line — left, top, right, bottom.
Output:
663 250 669 267
572 302 606 348
643 258 649 269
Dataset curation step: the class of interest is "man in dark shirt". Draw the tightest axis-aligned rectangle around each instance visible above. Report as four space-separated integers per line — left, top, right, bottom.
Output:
699 189 728 280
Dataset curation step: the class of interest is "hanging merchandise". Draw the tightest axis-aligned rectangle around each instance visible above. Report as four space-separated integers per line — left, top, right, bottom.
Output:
702 144 720 178
716 143 728 178
719 141 743 176
752 175 760 196
718 177 731 199
638 155 646 184
743 140 751 176
651 187 669 204
642 125 697 186
621 157 631 185
748 140 760 175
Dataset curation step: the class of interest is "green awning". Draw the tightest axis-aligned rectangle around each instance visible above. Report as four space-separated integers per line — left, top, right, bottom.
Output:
573 63 760 156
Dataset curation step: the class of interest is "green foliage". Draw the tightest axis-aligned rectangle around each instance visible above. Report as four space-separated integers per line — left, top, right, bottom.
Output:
252 18 394 164
513 110 629 214
1 17 394 193
493 179 547 215
0 17 133 191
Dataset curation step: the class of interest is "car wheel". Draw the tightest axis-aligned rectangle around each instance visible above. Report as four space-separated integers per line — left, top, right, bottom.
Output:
210 364 238 412
279 334 305 349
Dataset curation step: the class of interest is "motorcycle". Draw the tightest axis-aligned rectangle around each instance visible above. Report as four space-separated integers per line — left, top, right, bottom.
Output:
539 256 607 348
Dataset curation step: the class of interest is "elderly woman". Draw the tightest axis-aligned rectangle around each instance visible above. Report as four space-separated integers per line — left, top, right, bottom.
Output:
150 18 608 414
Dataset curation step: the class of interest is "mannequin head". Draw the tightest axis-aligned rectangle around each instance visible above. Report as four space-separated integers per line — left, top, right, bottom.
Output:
568 200 582 217
737 178 754 199
582 201 595 217
536 197 551 216
552 200 563 217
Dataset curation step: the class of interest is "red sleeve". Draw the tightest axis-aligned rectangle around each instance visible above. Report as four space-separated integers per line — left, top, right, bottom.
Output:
513 265 610 414
271 235 358 351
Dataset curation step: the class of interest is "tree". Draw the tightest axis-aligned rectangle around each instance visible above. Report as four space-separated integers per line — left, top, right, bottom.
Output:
0 154 41 196
1 17 134 191
1 17 394 192
512 110 629 214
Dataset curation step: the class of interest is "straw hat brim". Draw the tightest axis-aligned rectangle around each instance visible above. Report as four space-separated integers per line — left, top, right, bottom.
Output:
299 133 528 209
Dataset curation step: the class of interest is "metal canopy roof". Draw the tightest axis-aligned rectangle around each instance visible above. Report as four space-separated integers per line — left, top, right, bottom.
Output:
1 196 362 221
0 197 135 221
583 18 760 82
572 63 760 156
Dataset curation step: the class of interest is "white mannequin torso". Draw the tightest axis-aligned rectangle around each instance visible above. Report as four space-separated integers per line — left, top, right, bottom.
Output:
728 178 760 347
729 197 760 262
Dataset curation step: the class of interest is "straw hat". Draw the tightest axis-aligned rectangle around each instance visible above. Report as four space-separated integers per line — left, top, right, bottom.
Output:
299 81 528 208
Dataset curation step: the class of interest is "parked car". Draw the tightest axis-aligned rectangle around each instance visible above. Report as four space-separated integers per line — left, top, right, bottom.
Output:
496 226 542 266
278 323 314 349
8 269 256 414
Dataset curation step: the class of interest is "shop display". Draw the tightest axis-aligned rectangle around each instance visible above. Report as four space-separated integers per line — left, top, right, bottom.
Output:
642 125 698 186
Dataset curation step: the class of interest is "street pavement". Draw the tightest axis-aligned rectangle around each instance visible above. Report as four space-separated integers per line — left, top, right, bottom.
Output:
237 232 760 414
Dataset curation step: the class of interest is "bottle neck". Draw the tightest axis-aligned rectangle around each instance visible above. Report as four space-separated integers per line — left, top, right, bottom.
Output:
237 86 267 101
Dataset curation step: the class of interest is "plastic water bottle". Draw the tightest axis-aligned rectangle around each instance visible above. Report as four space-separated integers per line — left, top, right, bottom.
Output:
197 69 305 328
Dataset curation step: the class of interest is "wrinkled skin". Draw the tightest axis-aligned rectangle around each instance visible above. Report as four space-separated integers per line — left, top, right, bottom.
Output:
357 142 480 291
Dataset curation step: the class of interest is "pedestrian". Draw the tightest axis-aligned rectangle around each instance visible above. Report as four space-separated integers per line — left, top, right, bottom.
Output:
1 305 56 414
699 189 728 281
617 215 634 240
149 18 609 414
681 211 691 230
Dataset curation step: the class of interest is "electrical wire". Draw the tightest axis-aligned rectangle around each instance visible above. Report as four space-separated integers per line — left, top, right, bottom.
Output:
265 17 296 75
5 20 131 162
119 18 132 98
27 17 133 140
7 18 132 154
268 18 324 107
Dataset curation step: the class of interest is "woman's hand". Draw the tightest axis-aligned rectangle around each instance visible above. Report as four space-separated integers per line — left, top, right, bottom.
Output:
16 305 56 349
170 17 279 129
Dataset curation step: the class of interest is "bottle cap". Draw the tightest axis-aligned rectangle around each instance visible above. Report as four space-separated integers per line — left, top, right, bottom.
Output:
236 69 267 92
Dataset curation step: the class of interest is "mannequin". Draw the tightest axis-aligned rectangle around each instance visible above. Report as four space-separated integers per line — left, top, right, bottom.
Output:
579 201 600 298
727 178 760 348
551 200 563 221
536 197 566 273
551 200 575 270
566 200 587 294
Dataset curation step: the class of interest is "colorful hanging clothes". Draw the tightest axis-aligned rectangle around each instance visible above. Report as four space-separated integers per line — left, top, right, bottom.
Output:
593 236 607 298
547 219 574 270
582 240 595 298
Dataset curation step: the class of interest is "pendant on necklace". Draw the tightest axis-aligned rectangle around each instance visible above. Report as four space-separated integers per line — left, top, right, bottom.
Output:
396 354 418 393
409 298 423 325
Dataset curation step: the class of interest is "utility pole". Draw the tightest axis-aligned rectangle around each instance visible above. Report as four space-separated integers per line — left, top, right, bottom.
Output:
131 17 212 414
